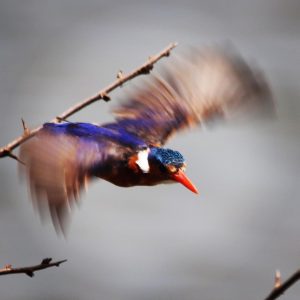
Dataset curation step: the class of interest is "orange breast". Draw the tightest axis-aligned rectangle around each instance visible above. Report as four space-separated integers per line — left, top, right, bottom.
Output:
127 154 139 173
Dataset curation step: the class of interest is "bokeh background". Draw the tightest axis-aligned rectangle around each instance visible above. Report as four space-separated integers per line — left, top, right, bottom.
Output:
0 1 299 299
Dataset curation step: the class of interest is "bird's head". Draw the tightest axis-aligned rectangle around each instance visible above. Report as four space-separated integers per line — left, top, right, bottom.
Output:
148 147 198 194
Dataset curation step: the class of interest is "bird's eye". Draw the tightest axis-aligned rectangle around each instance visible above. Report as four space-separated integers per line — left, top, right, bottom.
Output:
166 165 177 173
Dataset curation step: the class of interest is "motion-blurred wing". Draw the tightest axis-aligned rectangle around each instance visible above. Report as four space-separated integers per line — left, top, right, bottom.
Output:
113 46 273 146
19 123 119 233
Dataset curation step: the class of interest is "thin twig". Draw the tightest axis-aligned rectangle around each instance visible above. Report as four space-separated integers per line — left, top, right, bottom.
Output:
0 258 67 277
0 42 177 161
265 269 300 300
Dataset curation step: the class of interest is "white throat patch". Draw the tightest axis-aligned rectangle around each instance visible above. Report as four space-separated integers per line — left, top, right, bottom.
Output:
136 149 150 173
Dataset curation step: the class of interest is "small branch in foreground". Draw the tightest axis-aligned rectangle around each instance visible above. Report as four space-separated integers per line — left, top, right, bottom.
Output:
0 258 67 277
265 269 300 300
0 42 177 161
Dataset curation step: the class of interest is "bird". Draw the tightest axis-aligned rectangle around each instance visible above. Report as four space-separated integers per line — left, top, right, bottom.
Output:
19 46 273 232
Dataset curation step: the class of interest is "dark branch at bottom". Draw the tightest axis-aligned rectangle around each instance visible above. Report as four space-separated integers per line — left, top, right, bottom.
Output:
0 258 67 277
265 269 300 300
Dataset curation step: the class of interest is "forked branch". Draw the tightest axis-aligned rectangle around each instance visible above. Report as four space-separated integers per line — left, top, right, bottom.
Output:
0 42 177 161
0 258 67 277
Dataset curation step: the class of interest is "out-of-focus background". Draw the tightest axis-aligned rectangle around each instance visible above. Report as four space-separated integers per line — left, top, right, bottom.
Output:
0 1 299 299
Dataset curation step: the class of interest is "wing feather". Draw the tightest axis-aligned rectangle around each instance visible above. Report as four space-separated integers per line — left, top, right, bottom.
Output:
114 46 273 145
19 124 118 233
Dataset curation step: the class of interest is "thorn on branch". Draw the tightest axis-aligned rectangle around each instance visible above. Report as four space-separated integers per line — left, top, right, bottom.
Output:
99 92 111 102
56 116 71 123
265 269 300 300
1 149 25 165
41 258 52 265
274 270 282 289
117 70 124 80
26 271 34 278
21 119 30 136
140 64 154 75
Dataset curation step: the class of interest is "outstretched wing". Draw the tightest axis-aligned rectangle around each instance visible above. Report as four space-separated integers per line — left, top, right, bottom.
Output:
19 123 127 233
113 46 273 146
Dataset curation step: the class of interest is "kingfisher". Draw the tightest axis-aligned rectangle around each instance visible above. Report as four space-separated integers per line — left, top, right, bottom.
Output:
20 47 273 231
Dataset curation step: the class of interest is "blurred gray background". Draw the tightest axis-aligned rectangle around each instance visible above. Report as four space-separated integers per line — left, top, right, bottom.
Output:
0 0 299 299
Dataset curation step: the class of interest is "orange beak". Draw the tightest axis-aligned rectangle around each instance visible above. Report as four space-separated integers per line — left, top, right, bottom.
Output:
171 169 199 194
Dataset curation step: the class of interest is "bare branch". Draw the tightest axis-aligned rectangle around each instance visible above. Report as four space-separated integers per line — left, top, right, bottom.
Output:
0 258 67 277
265 269 300 300
0 42 177 161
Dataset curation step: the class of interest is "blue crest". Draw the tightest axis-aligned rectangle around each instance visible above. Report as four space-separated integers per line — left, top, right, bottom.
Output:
149 147 185 167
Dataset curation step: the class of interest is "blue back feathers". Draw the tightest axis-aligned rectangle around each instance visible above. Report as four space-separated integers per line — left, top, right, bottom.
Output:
43 122 147 149
149 147 185 167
